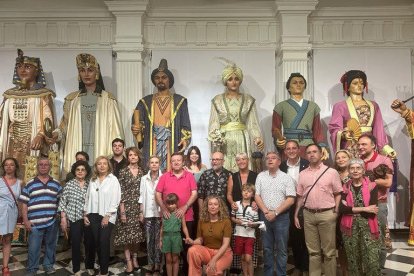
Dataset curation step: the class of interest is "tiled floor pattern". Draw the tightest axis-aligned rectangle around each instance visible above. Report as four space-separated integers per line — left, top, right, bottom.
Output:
2 231 414 275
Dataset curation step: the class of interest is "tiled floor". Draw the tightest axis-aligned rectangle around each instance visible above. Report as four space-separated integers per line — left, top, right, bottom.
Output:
1 231 414 275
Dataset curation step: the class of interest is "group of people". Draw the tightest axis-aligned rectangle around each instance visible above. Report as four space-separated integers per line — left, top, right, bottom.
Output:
0 48 412 276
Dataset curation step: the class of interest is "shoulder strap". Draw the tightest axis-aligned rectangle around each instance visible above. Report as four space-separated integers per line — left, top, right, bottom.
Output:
303 167 330 207
3 177 18 206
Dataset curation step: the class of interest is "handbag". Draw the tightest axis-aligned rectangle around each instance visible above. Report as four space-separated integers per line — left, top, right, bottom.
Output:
3 177 23 223
297 167 330 226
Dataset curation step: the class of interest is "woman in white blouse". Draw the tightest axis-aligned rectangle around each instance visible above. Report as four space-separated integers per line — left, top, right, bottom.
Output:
84 156 121 276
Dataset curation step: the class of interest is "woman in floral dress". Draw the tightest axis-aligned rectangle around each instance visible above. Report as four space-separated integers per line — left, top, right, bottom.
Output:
114 147 146 274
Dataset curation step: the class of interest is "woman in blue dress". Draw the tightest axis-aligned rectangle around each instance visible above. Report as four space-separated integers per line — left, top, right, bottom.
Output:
0 157 22 276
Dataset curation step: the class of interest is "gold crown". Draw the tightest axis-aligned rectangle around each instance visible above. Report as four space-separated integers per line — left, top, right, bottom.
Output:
76 53 98 69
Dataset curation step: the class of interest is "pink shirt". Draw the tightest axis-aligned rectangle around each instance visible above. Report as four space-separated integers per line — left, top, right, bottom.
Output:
156 170 197 221
364 152 393 202
297 164 343 209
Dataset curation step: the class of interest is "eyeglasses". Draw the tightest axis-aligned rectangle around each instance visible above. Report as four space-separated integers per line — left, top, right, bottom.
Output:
76 168 86 172
210 158 223 162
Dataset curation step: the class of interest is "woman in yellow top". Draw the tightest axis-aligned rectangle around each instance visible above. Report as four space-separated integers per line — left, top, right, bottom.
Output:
186 195 233 275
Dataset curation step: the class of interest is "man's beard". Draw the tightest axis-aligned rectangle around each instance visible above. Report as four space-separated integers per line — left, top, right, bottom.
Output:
213 165 222 172
157 83 166 90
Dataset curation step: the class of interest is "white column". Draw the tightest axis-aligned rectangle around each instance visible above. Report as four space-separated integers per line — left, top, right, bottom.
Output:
274 0 318 102
104 0 149 146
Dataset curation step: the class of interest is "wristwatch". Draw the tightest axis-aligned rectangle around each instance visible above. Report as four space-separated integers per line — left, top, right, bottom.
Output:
273 210 278 216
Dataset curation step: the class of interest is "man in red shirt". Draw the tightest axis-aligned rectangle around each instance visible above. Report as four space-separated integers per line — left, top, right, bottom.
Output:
358 134 393 269
155 152 198 275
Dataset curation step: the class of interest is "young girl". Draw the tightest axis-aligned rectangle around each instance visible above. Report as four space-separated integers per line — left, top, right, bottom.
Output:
139 155 163 276
160 193 190 276
231 183 259 276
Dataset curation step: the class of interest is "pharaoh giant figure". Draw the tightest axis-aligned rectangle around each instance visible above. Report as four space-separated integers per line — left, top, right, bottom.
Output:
272 73 329 159
52 53 124 178
208 63 264 172
329 70 396 158
132 59 191 172
0 50 57 181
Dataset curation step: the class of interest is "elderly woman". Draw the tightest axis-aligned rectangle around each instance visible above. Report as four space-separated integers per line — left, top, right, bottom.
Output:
114 147 146 274
186 195 233 275
59 160 92 276
0 158 22 276
339 159 381 276
84 156 121 276
208 62 264 172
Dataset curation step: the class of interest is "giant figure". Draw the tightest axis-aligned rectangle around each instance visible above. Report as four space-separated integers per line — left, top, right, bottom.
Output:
132 59 191 172
329 70 396 158
208 63 264 172
52 53 124 178
391 99 414 245
0 50 57 181
272 72 328 159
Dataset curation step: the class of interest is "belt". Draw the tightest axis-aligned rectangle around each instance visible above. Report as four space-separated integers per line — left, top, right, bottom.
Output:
304 207 334 213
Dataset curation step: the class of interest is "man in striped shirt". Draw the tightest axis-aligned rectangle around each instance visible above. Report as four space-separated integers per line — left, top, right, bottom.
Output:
20 157 62 276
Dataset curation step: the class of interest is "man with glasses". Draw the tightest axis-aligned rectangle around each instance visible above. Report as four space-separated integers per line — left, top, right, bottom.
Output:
197 151 233 210
255 151 296 276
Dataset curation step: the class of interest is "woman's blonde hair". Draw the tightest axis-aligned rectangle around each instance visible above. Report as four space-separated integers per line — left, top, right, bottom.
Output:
199 195 229 222
91 156 113 180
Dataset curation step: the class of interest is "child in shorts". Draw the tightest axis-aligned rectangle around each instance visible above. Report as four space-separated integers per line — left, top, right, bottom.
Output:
231 183 259 276
160 193 190 276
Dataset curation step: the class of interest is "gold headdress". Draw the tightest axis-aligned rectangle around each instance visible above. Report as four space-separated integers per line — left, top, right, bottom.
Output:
76 53 99 69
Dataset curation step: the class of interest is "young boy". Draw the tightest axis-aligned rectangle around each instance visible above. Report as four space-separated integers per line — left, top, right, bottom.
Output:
231 183 259 276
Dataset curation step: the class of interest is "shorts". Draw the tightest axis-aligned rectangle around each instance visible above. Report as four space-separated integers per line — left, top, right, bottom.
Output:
162 232 183 254
233 236 255 256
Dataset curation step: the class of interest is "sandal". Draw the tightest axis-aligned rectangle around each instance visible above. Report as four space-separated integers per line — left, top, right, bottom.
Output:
125 258 134 275
2 267 11 276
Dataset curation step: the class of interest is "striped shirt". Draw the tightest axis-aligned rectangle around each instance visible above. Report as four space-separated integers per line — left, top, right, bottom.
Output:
58 178 88 223
19 176 62 229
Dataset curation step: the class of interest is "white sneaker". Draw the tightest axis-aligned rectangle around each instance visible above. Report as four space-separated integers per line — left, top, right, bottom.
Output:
87 269 95 275
74 271 82 276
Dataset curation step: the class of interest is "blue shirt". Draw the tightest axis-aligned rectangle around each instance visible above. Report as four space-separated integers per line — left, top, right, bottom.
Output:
19 176 62 229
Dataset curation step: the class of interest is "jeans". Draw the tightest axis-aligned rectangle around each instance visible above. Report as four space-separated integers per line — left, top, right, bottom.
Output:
27 221 59 273
261 211 290 276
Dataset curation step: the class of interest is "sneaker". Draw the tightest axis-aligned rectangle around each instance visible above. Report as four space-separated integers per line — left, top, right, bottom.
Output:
87 269 95 275
45 267 56 274
74 271 83 276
